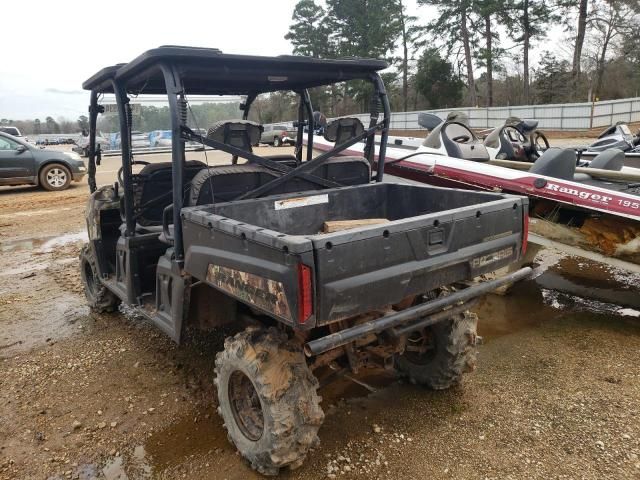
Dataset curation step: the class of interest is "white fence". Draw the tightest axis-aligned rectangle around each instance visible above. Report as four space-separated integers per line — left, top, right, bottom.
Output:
337 97 640 131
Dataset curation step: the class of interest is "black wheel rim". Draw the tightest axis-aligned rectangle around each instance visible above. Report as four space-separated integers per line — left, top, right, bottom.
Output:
404 327 437 365
228 370 264 441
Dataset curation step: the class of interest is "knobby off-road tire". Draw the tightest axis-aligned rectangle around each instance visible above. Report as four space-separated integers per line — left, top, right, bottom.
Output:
79 244 120 313
395 311 478 390
215 327 324 476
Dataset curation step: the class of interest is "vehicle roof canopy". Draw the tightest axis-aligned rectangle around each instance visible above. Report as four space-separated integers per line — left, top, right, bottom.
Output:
82 46 388 95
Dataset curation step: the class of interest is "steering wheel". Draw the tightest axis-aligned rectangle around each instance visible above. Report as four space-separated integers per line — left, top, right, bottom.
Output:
503 126 526 144
452 135 471 143
527 131 550 160
117 160 150 186
532 131 549 151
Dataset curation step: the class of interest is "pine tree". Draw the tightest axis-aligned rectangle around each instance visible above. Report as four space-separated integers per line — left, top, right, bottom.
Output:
504 0 558 104
414 48 464 109
285 0 334 58
418 0 478 107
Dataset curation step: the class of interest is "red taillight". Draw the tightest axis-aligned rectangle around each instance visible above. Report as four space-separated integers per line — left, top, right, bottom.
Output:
522 212 529 256
297 263 313 323
281 131 287 137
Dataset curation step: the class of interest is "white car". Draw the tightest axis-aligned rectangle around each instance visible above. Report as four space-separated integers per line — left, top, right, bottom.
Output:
131 131 150 149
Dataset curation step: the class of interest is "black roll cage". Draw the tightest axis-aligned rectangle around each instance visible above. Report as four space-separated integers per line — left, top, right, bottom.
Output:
87 63 391 265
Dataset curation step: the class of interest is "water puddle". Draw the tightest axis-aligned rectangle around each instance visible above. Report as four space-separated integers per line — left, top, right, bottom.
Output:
144 412 230 473
476 278 553 339
102 456 127 480
0 297 87 357
0 231 87 253
39 232 88 251
535 254 640 311
0 238 41 253
129 370 394 476
477 249 640 341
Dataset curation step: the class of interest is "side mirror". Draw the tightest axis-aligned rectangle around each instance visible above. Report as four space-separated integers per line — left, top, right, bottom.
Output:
15 145 27 154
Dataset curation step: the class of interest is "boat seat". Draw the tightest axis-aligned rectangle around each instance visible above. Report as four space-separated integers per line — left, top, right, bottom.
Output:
441 122 490 162
529 148 577 180
518 119 538 133
589 148 624 171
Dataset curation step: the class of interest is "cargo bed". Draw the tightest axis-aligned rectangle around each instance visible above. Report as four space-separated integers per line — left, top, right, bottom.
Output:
182 182 528 327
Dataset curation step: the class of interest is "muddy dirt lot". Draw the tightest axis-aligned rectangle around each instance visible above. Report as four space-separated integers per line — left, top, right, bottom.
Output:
2 146 640 479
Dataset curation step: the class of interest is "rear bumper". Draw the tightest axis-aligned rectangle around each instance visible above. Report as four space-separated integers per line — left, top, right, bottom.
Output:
73 173 86 182
305 266 533 355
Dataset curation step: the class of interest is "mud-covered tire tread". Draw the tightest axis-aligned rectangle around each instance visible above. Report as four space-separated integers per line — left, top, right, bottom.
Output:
214 327 324 476
395 311 478 390
79 244 120 313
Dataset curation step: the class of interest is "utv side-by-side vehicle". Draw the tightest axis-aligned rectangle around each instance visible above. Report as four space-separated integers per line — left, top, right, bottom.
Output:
80 46 531 475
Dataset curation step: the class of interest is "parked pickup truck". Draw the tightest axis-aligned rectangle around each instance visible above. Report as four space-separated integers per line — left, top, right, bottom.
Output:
260 124 296 147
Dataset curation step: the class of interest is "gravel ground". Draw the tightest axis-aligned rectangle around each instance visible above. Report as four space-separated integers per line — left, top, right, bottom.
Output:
1 145 640 479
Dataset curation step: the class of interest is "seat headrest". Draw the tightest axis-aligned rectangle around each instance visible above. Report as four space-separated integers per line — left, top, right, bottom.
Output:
446 111 469 126
207 120 263 153
505 117 538 133
324 117 365 144
589 148 624 171
530 148 577 180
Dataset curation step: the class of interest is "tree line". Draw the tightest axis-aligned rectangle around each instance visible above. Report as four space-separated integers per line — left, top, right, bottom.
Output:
4 1 639 131
0 116 90 136
279 0 640 119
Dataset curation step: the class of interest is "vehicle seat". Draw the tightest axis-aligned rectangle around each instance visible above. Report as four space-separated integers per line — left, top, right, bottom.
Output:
324 117 365 144
188 115 371 206
188 157 371 206
263 154 298 168
529 149 577 180
516 119 538 134
441 122 490 161
207 120 263 153
589 148 624 171
132 160 207 227
209 120 299 166
189 165 278 205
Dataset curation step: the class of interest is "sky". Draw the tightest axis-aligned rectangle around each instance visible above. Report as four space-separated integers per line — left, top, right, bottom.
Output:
0 0 563 120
